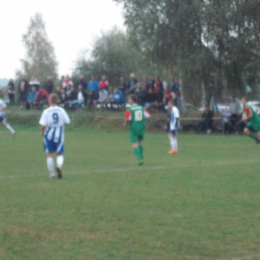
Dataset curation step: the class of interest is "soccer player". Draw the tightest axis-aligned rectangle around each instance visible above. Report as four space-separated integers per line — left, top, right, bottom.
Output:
39 93 70 179
0 95 16 137
167 100 180 154
241 97 260 145
124 94 150 165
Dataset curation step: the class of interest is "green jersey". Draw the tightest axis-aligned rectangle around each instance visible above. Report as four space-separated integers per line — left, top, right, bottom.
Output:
125 105 149 130
245 105 260 131
125 105 150 143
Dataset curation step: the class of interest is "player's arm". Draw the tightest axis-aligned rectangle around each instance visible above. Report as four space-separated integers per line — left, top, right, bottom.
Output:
144 109 151 118
39 111 47 136
124 110 131 126
40 125 46 136
242 107 253 122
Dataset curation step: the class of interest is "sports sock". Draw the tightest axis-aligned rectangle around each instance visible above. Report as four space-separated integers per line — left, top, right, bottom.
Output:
170 137 175 150
174 138 178 151
249 133 258 141
56 155 64 169
133 147 142 161
6 124 15 134
47 157 54 175
139 146 144 159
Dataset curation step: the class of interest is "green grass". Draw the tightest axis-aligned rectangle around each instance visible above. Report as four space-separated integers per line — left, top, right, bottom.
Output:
1 128 260 259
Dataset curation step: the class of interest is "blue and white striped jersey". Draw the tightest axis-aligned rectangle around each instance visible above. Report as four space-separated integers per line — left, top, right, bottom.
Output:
170 106 180 130
39 106 70 142
0 99 7 118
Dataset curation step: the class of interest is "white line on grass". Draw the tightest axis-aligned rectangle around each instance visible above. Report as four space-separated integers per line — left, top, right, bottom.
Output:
0 159 259 180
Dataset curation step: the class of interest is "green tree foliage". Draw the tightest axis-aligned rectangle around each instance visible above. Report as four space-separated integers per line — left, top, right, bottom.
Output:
114 0 260 101
75 27 159 86
17 13 58 85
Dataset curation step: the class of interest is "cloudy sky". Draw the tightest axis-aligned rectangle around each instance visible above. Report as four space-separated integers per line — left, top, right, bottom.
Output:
0 0 125 79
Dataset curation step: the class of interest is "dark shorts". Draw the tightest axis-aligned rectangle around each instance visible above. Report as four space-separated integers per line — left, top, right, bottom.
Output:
169 129 178 135
20 93 27 103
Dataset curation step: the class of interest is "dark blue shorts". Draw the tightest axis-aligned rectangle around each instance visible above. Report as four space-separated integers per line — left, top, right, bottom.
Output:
169 129 178 135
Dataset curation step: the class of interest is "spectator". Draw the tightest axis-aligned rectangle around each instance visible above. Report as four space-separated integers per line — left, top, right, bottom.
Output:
144 88 157 110
87 76 99 110
18 75 29 108
161 78 168 92
94 88 108 111
62 76 73 95
59 75 65 88
106 87 116 110
68 86 78 109
76 85 87 109
163 86 173 106
197 105 214 134
29 76 40 91
113 88 124 108
229 95 242 132
169 76 176 92
147 74 156 90
154 78 164 111
137 85 148 106
34 87 49 109
99 75 109 90
58 88 68 107
219 108 232 134
128 73 138 93
7 79 15 105
27 87 37 109
173 80 181 107
119 77 128 100
142 76 149 88
77 74 87 90
45 76 54 94
135 78 143 93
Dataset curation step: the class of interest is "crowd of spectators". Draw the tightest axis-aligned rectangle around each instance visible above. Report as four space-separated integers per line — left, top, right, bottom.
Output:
5 74 182 112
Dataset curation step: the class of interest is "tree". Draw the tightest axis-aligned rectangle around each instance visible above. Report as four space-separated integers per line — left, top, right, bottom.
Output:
114 0 260 103
74 27 160 86
17 13 58 85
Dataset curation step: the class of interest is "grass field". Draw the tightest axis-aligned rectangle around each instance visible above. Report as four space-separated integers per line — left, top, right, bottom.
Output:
1 127 260 259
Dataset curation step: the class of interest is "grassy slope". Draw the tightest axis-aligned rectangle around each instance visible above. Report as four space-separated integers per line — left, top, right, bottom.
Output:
0 128 260 259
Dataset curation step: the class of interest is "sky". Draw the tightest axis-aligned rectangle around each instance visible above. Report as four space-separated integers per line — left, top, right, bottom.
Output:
0 0 125 79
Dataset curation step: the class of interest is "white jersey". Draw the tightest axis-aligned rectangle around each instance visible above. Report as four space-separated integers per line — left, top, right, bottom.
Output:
39 106 70 142
0 99 7 118
170 106 180 130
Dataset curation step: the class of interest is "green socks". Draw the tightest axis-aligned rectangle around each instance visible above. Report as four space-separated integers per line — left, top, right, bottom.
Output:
139 146 144 159
249 133 258 141
133 147 142 161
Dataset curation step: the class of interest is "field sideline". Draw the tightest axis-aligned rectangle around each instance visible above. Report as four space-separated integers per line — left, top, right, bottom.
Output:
1 128 260 259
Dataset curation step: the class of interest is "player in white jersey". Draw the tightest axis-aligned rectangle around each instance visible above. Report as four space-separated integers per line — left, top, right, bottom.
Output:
39 94 70 179
167 100 180 154
0 95 16 137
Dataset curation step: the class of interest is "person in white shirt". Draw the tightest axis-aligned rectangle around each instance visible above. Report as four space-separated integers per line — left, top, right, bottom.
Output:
0 95 16 137
39 94 70 179
167 100 180 154
94 88 108 111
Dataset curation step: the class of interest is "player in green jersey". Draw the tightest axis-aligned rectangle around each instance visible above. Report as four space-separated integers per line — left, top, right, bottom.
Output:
241 97 260 145
124 94 150 165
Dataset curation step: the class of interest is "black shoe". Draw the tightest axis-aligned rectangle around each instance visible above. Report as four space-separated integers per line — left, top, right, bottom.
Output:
56 167 62 179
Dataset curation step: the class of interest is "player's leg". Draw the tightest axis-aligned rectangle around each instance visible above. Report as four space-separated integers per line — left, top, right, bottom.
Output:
47 154 55 179
44 138 56 178
138 140 144 160
168 131 178 154
132 142 143 165
244 127 260 145
55 141 65 179
130 131 143 164
2 119 16 137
